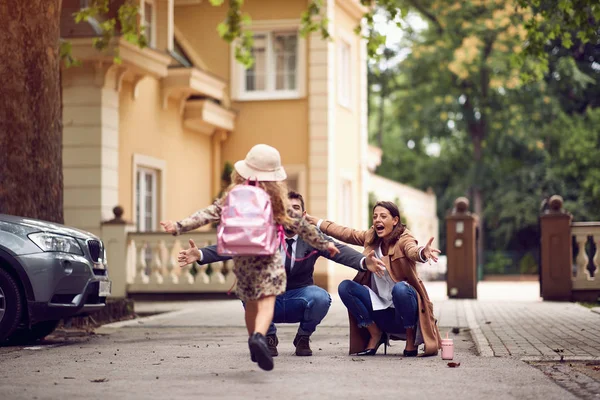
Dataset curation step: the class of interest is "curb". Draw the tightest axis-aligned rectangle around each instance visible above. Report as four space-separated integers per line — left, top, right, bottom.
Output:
95 308 194 335
464 300 495 357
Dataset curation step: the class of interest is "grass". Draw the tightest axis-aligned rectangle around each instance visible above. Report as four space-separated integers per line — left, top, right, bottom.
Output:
578 302 600 309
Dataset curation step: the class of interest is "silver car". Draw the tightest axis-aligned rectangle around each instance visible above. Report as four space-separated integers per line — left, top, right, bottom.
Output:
0 214 111 343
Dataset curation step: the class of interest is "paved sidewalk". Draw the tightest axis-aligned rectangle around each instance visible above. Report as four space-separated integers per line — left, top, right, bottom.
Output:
424 281 600 361
134 281 600 361
3 280 597 400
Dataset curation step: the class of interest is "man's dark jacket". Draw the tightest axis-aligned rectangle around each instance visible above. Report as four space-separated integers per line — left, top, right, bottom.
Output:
198 237 364 291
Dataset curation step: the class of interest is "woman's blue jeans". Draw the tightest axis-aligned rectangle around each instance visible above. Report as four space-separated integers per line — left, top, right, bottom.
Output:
338 279 418 333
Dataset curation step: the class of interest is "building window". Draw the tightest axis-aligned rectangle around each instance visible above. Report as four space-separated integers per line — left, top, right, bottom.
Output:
338 40 351 108
339 179 353 226
136 167 158 232
232 24 306 101
143 0 156 48
245 32 297 93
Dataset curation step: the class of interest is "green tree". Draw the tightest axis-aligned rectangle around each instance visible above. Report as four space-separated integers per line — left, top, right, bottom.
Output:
369 0 599 260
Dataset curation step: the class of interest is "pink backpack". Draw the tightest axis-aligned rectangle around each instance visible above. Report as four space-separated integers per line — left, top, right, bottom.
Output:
217 183 281 256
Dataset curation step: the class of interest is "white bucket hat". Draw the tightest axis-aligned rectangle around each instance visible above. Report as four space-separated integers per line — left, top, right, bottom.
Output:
234 144 287 182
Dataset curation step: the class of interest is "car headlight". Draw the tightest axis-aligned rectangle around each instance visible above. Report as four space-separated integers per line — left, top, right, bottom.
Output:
28 233 83 255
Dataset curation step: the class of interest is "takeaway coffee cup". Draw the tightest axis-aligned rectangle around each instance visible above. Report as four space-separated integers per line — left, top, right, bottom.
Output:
441 338 454 360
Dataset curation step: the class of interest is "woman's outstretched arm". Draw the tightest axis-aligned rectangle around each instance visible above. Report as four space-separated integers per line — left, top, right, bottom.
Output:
285 210 340 257
304 214 367 247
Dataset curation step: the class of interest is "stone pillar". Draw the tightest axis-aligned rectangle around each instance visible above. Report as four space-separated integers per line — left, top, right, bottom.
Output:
308 0 336 291
62 63 123 236
539 195 573 301
445 197 478 299
212 130 227 197
101 206 135 298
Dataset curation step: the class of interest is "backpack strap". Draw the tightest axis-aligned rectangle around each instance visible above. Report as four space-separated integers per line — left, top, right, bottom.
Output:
278 224 319 262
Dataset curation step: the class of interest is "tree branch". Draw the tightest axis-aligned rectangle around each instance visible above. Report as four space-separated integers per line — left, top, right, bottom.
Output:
404 0 444 34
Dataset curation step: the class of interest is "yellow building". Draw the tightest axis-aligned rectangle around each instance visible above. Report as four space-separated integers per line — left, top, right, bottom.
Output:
60 0 371 292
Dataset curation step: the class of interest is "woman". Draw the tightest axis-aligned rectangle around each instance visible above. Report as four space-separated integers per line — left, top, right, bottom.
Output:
161 144 339 371
307 201 442 357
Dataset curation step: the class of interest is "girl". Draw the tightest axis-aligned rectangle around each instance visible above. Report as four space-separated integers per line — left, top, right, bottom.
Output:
160 144 339 371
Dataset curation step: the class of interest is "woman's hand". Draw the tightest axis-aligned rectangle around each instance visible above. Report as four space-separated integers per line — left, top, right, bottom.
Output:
177 239 201 267
326 242 340 258
304 213 319 226
160 220 178 234
365 250 386 278
423 237 441 263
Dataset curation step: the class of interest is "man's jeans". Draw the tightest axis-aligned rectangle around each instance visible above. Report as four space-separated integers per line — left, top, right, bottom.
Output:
266 285 332 337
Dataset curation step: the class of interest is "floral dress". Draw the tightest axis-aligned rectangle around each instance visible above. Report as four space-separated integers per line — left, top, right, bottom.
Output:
175 196 331 301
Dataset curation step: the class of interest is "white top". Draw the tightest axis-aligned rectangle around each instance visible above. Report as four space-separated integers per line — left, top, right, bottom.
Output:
367 244 397 310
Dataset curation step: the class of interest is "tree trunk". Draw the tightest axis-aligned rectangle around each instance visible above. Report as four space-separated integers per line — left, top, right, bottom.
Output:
0 0 64 223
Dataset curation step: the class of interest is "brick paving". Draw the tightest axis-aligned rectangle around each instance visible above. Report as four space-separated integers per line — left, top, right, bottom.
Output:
471 300 600 360
424 281 600 360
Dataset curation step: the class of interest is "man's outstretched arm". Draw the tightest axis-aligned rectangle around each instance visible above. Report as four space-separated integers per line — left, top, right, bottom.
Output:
319 238 366 271
197 244 233 265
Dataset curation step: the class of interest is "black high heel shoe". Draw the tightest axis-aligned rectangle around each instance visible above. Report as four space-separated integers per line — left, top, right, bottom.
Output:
355 333 388 356
403 349 418 357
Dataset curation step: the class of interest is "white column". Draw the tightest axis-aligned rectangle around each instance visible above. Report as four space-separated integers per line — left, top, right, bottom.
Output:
156 0 174 53
62 63 121 235
308 0 336 288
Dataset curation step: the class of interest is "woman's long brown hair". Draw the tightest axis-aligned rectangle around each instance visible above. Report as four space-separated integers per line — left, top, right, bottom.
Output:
365 201 406 247
227 170 294 226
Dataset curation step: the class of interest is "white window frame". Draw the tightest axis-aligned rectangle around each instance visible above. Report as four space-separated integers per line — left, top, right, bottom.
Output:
136 168 157 232
132 154 166 231
338 40 352 108
231 19 306 101
141 0 157 48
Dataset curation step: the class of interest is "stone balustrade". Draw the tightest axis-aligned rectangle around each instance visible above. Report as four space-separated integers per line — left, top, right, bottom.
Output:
126 231 236 294
571 222 600 291
101 209 235 297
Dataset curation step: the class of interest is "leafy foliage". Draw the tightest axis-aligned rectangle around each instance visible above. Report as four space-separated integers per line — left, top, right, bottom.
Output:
369 0 600 266
63 0 148 66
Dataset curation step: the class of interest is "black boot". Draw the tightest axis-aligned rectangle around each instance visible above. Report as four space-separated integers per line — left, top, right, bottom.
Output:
266 334 279 357
248 333 274 371
293 334 312 356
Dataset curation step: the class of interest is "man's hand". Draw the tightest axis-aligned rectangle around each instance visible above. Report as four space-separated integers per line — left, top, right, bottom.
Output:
160 220 178 234
365 250 386 278
177 239 201 267
326 242 340 258
423 237 441 263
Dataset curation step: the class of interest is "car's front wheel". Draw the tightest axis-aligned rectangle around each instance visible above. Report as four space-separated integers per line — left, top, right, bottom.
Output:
6 320 61 344
0 268 23 342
